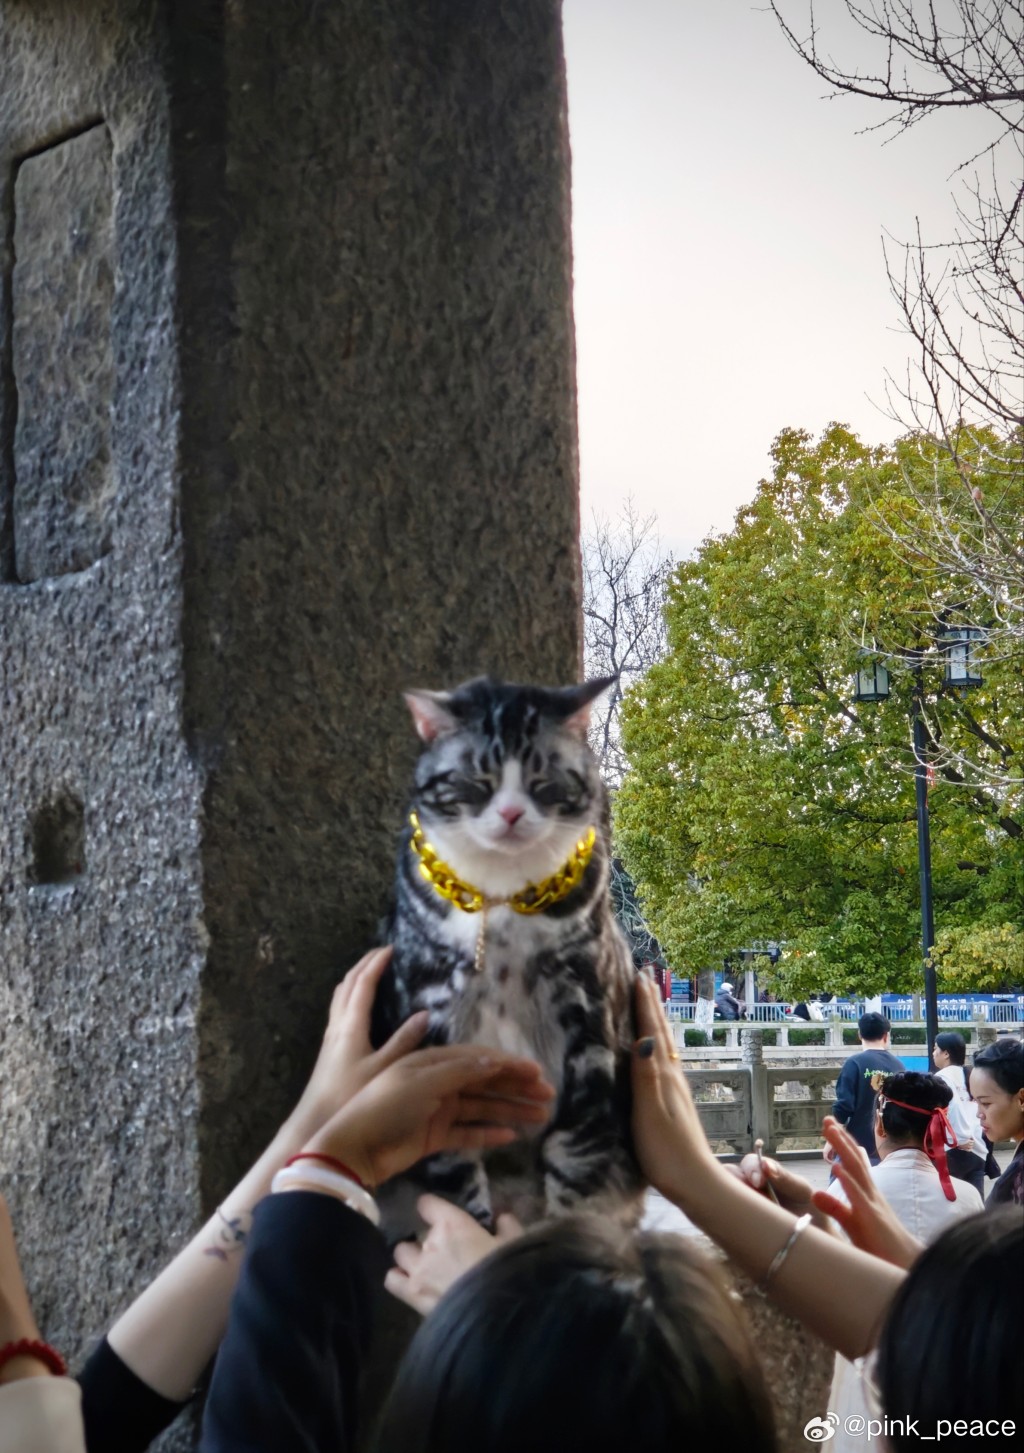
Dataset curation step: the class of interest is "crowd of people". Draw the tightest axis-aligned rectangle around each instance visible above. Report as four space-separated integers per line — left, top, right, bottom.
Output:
1 955 1021 1453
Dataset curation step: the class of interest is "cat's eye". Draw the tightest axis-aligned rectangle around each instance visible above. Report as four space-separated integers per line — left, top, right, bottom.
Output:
531 780 568 808
452 777 492 807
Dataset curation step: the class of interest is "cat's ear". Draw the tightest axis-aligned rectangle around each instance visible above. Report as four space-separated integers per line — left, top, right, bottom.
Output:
403 689 459 743
555 675 618 740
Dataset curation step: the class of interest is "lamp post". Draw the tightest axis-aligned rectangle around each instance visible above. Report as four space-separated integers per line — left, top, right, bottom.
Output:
853 626 983 1054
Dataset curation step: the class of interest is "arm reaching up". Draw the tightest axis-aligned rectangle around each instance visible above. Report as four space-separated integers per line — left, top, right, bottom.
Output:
200 1045 553 1453
631 975 904 1361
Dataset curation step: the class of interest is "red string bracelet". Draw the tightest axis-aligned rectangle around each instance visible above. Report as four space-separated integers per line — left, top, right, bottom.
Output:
284 1152 370 1189
0 1339 68 1378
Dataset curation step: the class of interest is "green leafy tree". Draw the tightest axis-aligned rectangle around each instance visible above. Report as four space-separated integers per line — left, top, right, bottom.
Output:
617 424 1022 998
932 921 1023 992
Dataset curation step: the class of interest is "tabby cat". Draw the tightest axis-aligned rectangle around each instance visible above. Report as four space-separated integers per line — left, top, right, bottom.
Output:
372 675 645 1235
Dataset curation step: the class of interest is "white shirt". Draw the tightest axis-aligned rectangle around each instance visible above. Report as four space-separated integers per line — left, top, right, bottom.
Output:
870 1147 984 1242
829 1144 982 1248
828 1156 981 1453
0 1377 86 1453
934 1064 986 1160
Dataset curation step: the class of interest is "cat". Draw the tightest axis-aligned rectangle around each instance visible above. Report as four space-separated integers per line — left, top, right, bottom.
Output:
371 674 645 1236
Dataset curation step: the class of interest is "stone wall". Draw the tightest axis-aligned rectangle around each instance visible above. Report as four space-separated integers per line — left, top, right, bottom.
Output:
0 0 580 1384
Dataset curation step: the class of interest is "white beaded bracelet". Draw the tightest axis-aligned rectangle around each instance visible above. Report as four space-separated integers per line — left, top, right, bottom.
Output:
762 1212 812 1290
270 1163 381 1227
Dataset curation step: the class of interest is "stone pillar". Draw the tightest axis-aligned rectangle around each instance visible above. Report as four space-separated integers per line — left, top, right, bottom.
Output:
1 0 579 1375
742 1029 770 1151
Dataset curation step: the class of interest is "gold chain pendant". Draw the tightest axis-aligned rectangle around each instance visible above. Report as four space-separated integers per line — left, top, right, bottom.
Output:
408 812 597 973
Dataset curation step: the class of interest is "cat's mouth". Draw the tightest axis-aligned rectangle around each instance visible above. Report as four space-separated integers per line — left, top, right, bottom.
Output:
488 828 532 853
496 820 527 841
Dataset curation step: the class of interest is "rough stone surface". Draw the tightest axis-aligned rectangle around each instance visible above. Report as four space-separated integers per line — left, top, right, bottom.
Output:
0 3 206 1394
13 122 116 581
0 5 579 1443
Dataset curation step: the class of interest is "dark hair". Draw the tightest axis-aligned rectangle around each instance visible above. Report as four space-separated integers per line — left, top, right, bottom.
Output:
878 1072 951 1145
858 1011 891 1041
972 1037 1024 1095
934 1031 967 1066
877 1208 1023 1451
373 1216 777 1453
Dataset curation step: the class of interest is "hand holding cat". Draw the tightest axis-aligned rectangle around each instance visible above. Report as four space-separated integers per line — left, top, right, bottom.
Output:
630 974 719 1206
385 1194 524 1316
287 946 431 1140
299 1046 556 1190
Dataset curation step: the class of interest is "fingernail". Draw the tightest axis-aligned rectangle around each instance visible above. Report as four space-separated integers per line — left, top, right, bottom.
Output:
636 1037 655 1059
751 1169 763 1187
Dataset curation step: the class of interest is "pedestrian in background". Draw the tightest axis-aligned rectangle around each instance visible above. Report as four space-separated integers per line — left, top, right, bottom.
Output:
931 1032 986 1196
826 1013 905 1167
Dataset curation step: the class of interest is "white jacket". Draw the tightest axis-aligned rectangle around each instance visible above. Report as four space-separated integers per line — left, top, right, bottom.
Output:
934 1064 986 1160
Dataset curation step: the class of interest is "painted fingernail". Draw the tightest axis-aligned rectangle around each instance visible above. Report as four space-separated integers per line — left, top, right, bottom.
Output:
636 1037 655 1059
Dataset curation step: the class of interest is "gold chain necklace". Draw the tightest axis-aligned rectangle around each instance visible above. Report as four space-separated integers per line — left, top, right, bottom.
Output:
408 812 597 973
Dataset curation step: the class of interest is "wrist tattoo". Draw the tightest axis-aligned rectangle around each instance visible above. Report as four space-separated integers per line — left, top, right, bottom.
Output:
203 1207 252 1261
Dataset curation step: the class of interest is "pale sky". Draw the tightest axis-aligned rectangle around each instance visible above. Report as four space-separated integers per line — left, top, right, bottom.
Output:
563 0 1003 561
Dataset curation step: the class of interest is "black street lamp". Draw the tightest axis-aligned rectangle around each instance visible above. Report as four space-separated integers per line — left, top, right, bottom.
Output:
853 629 983 1053
940 626 985 689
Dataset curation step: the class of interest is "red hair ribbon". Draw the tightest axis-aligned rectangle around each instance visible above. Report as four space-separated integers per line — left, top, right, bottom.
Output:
878 1095 959 1201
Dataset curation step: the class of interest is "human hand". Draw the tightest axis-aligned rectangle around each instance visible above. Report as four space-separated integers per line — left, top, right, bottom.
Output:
631 974 718 1205
811 1117 923 1269
300 1046 556 1189
728 1152 833 1232
289 947 428 1136
384 1194 523 1315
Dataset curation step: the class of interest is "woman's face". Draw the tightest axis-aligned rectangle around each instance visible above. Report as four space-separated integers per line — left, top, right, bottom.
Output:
932 1042 951 1069
969 1067 1024 1144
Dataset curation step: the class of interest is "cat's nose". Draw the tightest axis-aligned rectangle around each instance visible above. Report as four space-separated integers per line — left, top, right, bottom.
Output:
498 804 524 826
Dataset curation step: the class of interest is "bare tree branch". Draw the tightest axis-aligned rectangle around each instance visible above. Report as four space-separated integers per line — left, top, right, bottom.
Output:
581 500 672 789
770 2 1023 447
773 1 1024 794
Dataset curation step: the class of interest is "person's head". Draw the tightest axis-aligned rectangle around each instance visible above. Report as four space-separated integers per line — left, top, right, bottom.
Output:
874 1072 952 1157
932 1031 967 1070
877 1208 1023 1451
373 1216 777 1453
970 1038 1024 1145
720 982 734 994
858 1011 891 1045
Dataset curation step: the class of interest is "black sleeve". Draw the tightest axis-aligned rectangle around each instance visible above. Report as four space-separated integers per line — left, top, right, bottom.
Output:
199 1192 388 1453
831 1058 857 1124
78 1336 189 1453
